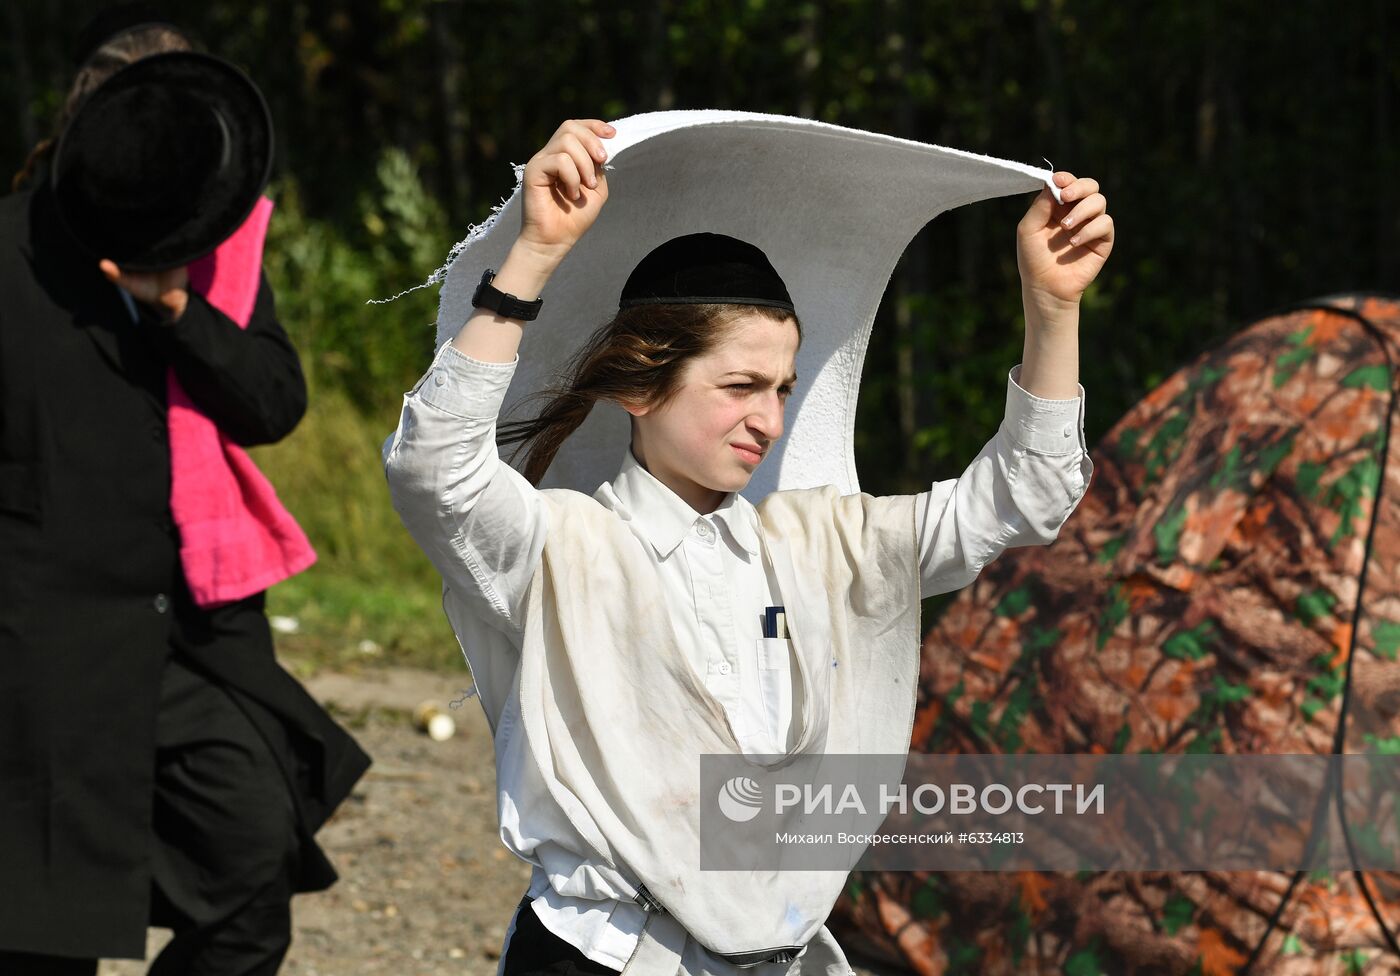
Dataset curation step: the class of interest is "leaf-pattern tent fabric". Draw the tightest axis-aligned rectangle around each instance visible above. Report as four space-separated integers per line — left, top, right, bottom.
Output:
831 293 1400 975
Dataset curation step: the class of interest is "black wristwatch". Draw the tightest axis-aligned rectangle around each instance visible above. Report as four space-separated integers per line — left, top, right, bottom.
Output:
471 268 544 321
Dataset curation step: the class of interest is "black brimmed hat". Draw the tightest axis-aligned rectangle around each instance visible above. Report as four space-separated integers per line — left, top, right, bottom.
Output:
50 51 273 272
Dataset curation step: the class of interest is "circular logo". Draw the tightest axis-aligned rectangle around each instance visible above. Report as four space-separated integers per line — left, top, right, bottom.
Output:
717 776 764 822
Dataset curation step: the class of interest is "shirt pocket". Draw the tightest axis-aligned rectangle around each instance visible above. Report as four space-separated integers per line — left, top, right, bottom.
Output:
755 637 796 753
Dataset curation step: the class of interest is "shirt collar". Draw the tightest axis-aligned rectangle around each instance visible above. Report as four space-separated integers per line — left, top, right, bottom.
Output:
711 486 761 557
608 448 761 559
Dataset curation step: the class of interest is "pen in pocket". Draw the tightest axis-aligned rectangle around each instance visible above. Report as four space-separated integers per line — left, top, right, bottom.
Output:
764 605 788 640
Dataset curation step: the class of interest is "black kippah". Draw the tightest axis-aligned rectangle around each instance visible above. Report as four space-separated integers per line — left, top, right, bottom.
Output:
618 233 795 313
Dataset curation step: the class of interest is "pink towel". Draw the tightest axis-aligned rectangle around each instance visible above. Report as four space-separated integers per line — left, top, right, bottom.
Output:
171 196 317 608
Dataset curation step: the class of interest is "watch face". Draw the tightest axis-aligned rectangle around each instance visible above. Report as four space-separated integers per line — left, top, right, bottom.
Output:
472 269 497 308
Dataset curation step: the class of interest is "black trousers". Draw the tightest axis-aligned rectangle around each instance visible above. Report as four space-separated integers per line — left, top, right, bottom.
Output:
501 894 621 976
0 649 300 975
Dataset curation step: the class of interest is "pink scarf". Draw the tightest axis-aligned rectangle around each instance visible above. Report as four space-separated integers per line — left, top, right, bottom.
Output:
171 196 316 608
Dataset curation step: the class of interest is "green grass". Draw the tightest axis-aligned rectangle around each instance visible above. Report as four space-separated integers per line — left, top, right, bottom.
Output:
250 384 464 677
244 154 474 678
264 571 461 677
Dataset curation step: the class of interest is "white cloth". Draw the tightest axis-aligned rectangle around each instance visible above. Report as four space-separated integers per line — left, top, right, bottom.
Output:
430 109 1062 500
382 340 1092 973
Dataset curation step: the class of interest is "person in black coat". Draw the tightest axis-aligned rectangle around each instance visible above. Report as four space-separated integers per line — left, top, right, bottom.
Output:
0 12 370 976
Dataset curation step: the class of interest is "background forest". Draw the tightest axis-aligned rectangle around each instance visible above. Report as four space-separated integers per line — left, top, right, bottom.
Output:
4 0 1397 670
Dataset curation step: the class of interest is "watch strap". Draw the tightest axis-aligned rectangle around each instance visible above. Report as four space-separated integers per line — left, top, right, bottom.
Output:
472 268 543 321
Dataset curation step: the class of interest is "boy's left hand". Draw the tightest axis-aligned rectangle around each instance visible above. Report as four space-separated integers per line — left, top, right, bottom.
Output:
1016 171 1114 310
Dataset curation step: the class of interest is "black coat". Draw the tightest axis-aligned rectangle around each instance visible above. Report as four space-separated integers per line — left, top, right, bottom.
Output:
0 179 371 958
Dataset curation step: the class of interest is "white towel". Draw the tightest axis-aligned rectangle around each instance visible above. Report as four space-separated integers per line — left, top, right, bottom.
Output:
434 109 1059 498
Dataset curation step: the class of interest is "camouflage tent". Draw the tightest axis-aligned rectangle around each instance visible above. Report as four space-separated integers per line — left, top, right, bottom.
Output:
831 294 1400 975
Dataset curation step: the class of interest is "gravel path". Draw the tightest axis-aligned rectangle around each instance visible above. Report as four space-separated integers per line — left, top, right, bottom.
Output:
97 667 892 976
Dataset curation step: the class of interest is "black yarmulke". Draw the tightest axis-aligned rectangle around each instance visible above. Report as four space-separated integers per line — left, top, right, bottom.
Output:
619 233 794 313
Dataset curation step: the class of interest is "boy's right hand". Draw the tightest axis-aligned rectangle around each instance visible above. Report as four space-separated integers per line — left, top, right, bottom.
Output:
518 119 614 261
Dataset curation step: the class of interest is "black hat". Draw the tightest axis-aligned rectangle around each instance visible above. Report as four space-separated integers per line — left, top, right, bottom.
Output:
619 232 795 313
72 3 185 66
50 51 273 272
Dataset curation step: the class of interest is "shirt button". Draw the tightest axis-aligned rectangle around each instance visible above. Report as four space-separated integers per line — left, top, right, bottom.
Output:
717 661 732 675
153 593 170 614
433 372 446 387
151 425 165 442
1062 425 1073 438
696 521 714 542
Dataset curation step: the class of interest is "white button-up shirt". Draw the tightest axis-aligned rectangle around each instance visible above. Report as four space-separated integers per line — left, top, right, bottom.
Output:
383 339 1093 973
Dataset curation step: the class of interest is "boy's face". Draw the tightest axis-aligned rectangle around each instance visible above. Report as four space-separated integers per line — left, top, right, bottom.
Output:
627 313 799 515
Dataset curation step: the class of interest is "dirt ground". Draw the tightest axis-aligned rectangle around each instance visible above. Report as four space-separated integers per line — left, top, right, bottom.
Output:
96 667 892 976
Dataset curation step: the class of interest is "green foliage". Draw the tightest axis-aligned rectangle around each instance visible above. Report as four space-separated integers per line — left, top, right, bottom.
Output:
1255 433 1297 482
1362 733 1400 755
1109 722 1131 754
945 936 981 975
1161 893 1194 936
1097 582 1129 649
995 584 1033 617
1341 948 1370 974
1372 621 1400 661
246 150 458 671
1065 940 1107 976
910 879 945 919
1295 589 1337 626
1179 676 1252 750
1272 329 1313 389
1145 413 1191 487
1341 365 1390 392
1202 676 1252 709
994 681 1036 751
944 679 966 708
1097 534 1125 563
1301 652 1346 722
1162 621 1218 662
263 148 449 416
1296 460 1327 501
1326 454 1381 548
250 382 460 672
10 0 1394 674
1154 503 1187 564
1208 445 1243 491
969 700 992 741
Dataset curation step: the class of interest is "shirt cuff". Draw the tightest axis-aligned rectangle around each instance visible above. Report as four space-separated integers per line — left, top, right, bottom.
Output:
413 339 520 420
1002 364 1087 456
